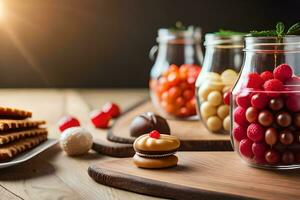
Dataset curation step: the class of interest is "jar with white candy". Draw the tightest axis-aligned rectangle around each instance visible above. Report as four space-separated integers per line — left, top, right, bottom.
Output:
195 33 244 133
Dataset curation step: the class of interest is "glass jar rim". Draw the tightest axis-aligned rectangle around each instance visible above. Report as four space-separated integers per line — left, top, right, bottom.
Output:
244 35 300 52
204 33 244 48
156 27 202 44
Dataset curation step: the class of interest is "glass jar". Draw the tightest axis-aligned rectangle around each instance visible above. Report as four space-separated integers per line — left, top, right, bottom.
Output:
196 34 244 133
149 27 203 119
231 36 300 169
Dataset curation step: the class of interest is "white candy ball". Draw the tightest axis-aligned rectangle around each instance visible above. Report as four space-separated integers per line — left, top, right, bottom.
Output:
60 127 93 156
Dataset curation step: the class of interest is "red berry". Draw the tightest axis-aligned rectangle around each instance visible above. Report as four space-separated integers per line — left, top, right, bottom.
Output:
285 77 300 91
252 142 267 158
223 91 230 105
273 64 293 82
286 95 300 112
149 130 160 139
253 156 267 164
260 71 273 82
233 107 247 126
246 73 264 89
251 93 269 109
247 123 265 142
58 116 80 132
236 91 252 108
239 139 254 158
102 102 121 118
263 79 284 97
233 125 247 141
90 110 111 128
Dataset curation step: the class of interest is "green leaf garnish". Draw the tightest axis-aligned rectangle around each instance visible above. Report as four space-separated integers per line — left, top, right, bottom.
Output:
276 22 285 38
287 22 300 35
249 22 300 38
215 29 247 36
249 30 277 37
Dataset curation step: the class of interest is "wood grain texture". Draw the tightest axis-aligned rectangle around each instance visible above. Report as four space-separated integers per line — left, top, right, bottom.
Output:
0 185 22 200
89 152 300 200
108 100 232 151
0 89 162 200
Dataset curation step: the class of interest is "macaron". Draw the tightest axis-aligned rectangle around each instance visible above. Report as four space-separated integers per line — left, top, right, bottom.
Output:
133 130 180 169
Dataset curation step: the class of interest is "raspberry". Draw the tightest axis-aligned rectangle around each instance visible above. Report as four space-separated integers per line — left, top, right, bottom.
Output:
58 116 80 132
233 125 247 141
251 93 269 109
247 123 265 142
236 91 252 108
246 73 264 89
233 107 247 126
223 91 230 105
102 102 121 118
239 139 254 158
149 130 160 139
286 95 300 112
273 64 293 82
285 77 300 91
260 71 273 82
252 142 267 158
90 110 111 128
263 79 284 97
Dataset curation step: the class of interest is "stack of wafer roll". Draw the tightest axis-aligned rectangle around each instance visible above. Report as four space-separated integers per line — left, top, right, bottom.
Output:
0 107 47 162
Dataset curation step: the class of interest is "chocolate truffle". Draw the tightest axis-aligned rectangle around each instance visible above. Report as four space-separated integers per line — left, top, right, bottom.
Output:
269 98 284 111
258 110 273 127
279 130 294 145
265 127 277 146
276 112 292 127
293 112 300 128
282 151 295 164
246 107 258 123
130 112 170 137
265 149 280 164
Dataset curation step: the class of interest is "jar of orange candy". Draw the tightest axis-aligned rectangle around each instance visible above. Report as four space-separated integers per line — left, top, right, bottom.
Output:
149 24 203 119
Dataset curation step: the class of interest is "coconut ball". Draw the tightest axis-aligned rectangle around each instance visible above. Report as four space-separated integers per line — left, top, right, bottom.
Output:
60 127 93 156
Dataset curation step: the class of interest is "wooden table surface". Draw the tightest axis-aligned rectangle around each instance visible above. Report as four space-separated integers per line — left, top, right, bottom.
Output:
0 89 166 200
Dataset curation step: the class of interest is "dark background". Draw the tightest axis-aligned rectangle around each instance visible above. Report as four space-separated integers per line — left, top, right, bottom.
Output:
0 0 299 88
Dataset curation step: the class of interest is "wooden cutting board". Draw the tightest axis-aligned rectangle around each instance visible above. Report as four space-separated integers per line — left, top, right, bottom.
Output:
89 152 300 200
107 100 232 151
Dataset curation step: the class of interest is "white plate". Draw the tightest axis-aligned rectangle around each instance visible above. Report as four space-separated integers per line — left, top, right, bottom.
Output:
0 138 58 169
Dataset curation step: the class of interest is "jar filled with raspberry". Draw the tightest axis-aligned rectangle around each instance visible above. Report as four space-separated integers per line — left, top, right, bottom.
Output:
196 33 244 133
149 25 203 119
231 36 300 169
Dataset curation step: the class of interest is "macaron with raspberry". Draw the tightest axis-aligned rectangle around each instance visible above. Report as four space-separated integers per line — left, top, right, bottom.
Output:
133 130 180 169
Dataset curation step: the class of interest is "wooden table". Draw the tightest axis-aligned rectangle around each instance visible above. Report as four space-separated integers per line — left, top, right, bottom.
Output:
0 89 166 200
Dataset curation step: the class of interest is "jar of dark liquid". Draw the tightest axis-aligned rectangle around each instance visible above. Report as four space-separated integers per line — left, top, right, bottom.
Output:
149 27 203 119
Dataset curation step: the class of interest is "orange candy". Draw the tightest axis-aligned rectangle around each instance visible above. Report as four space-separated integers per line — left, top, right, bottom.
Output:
151 64 201 117
183 89 194 100
168 86 182 100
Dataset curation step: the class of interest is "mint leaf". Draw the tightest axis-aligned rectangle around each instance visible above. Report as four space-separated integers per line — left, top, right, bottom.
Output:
276 22 285 37
287 22 300 35
249 30 277 37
